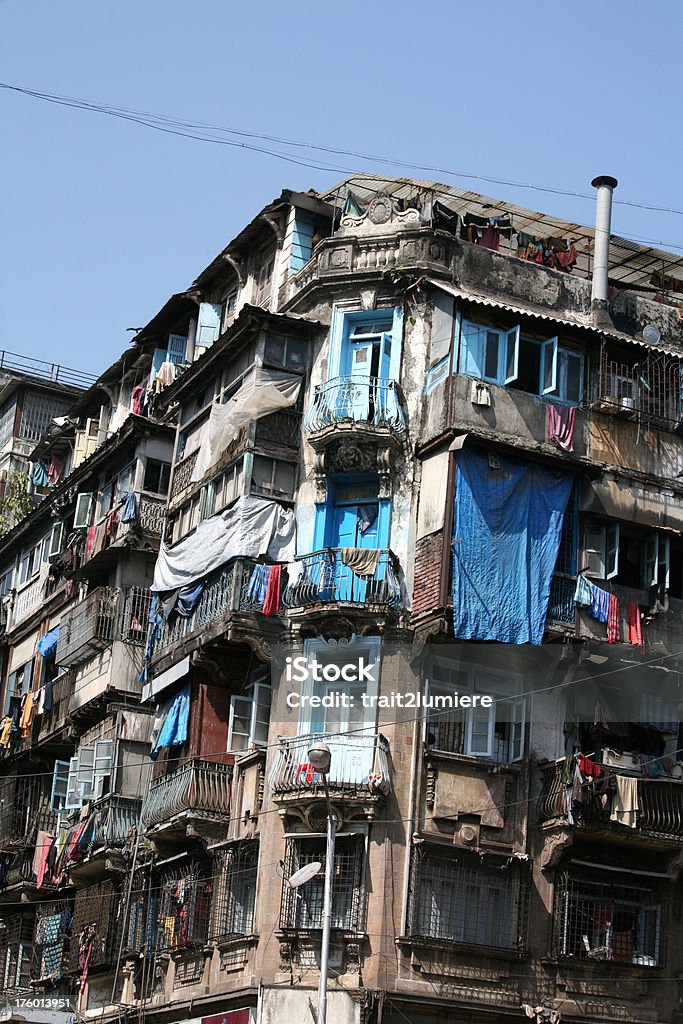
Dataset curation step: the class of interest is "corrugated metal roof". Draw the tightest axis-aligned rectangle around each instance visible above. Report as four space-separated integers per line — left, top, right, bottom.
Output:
324 174 683 294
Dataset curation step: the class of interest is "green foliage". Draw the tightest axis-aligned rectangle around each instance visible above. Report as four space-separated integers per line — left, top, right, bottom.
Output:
0 472 34 537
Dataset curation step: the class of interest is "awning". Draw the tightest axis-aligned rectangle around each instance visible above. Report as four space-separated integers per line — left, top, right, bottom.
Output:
141 655 190 704
580 477 683 533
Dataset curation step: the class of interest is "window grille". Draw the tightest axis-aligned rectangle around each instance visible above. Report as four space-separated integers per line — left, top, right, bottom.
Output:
123 869 157 955
154 861 212 952
19 394 73 442
68 880 120 972
407 847 530 955
280 835 365 932
0 913 35 992
210 841 259 940
32 900 72 982
552 872 663 966
121 586 153 644
591 347 682 431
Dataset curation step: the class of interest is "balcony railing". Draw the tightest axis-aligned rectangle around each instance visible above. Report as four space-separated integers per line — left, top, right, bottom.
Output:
547 573 576 626
93 794 142 850
56 586 119 666
36 670 73 742
269 732 391 796
149 558 265 661
170 449 199 500
0 349 97 388
304 375 405 435
116 492 166 540
141 758 232 829
0 775 56 846
283 549 401 610
538 758 683 841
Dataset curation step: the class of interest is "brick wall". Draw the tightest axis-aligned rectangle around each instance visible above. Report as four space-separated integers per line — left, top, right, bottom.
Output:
412 530 445 617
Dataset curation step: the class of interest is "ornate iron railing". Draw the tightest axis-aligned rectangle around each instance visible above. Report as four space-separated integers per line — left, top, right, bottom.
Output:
547 573 576 626
56 586 120 666
304 375 405 434
92 794 142 850
170 449 199 499
142 759 232 828
283 548 401 610
538 758 683 840
269 732 391 796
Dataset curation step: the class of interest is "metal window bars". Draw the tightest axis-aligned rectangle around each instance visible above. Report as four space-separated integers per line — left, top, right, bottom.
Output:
552 872 663 966
407 846 530 955
121 586 153 644
591 345 682 431
210 840 259 940
19 393 74 443
31 899 72 983
0 912 35 993
279 834 365 932
68 880 120 973
154 861 213 952
0 773 56 846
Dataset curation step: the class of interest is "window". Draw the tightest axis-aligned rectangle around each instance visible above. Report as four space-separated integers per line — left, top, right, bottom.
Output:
426 658 526 763
250 455 296 499
196 302 223 348
584 522 672 590
553 873 662 966
584 521 620 580
227 668 271 753
18 535 49 585
212 841 259 939
255 251 275 307
0 913 35 991
50 760 70 812
64 740 113 811
154 861 212 951
409 847 529 953
143 459 171 495
5 659 34 715
263 333 308 372
458 319 583 405
223 290 238 329
280 834 365 931
74 492 94 529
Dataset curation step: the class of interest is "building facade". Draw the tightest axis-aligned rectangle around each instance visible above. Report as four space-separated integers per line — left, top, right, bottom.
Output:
1 176 683 1024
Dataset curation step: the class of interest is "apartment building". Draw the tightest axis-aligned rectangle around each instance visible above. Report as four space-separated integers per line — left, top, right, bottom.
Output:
1 175 683 1024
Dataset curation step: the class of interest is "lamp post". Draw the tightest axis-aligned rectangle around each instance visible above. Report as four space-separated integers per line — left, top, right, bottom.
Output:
307 742 335 1024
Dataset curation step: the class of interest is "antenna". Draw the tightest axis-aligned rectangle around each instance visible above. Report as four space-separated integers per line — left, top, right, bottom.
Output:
288 861 322 888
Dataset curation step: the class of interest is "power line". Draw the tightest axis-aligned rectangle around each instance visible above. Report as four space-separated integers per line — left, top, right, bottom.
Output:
3 82 683 228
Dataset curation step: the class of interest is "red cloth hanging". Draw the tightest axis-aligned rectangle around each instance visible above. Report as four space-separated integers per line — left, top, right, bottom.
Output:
628 602 643 645
607 593 621 644
262 564 281 616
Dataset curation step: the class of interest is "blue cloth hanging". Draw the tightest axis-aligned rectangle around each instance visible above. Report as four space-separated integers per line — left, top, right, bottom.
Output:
176 582 204 617
151 683 191 759
37 626 60 661
247 564 270 605
589 584 610 623
451 449 573 645
120 491 139 524
32 461 49 488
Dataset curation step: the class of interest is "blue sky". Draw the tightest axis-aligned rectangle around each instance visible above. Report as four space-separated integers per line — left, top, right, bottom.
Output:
2 0 681 374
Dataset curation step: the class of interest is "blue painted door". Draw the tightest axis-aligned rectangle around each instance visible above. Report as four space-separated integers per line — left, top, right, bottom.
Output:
330 502 379 602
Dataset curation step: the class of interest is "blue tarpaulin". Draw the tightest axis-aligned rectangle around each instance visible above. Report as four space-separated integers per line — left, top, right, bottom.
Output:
151 682 190 760
452 449 573 645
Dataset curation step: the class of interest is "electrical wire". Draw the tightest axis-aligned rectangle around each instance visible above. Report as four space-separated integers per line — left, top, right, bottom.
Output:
2 82 683 223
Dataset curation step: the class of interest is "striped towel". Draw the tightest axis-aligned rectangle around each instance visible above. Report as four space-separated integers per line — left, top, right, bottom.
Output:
607 593 620 644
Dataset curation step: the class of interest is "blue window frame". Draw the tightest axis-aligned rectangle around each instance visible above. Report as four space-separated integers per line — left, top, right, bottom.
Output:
328 307 403 383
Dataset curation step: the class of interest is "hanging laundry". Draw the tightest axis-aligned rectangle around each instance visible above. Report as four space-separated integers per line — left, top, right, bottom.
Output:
341 548 381 577
47 456 64 486
0 716 11 746
132 383 147 416
262 564 282 616
547 403 576 452
120 490 138 524
610 774 639 828
19 692 35 738
37 626 60 661
516 231 538 260
579 754 603 778
628 602 644 645
589 584 610 623
32 461 49 488
342 189 366 218
176 582 204 617
247 564 271 605
34 831 53 888
154 361 177 393
607 593 621 644
555 244 578 272
357 504 378 535
574 575 593 606
478 227 500 251
151 682 191 759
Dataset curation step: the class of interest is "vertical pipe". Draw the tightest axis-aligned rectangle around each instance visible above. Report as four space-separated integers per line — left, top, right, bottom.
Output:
590 175 618 311
317 800 336 1024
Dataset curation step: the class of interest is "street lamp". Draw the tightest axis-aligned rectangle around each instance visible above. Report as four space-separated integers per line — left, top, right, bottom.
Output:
308 742 335 1024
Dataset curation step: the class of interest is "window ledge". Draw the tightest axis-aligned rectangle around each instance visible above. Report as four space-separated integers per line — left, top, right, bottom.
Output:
424 748 522 773
397 935 527 961
542 954 661 972
210 933 259 953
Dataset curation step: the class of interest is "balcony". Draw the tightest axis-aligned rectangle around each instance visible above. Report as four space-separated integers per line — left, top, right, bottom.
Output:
148 558 276 668
56 586 119 667
92 794 142 851
115 491 166 541
269 732 391 811
170 449 199 501
538 757 683 844
36 670 73 744
283 549 401 613
141 758 232 833
547 572 576 628
304 375 405 443
0 775 56 848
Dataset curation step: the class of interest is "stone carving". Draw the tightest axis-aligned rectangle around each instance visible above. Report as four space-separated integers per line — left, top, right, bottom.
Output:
540 829 573 870
367 195 392 225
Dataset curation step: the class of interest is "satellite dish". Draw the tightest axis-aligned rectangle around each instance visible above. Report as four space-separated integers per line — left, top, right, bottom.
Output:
288 861 322 888
643 324 661 345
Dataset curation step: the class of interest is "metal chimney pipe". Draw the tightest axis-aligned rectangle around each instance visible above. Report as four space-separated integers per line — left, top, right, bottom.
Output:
591 175 618 316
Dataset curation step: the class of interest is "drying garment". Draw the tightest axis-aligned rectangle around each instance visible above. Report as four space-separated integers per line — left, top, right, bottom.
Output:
610 774 639 828
47 456 64 486
0 716 12 746
607 593 621 644
86 524 98 559
247 564 270 605
555 243 578 272
132 383 147 416
262 564 282 616
154 361 177 392
37 626 60 661
579 754 603 779
547 403 576 452
151 682 191 759
628 601 644 645
175 582 204 617
152 495 296 592
34 831 53 888
357 504 378 535
589 584 610 623
343 189 366 218
19 692 35 738
477 227 500 251
574 574 593 606
191 369 301 483
451 448 573 645
120 490 138 524
340 547 381 578
32 461 49 488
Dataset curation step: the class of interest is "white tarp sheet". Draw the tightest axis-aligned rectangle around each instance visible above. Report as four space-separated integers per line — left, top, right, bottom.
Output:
152 494 296 592
191 369 301 483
